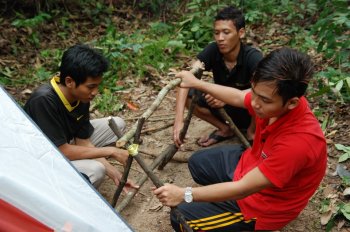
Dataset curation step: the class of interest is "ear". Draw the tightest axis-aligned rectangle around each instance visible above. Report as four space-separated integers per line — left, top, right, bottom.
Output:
65 76 76 89
286 97 300 110
238 28 245 39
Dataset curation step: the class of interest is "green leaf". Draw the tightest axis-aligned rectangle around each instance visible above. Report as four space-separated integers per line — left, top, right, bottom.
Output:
335 80 344 91
335 144 350 152
338 153 350 162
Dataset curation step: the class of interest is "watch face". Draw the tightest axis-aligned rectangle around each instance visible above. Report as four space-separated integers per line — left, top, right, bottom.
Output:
184 187 193 203
185 193 193 203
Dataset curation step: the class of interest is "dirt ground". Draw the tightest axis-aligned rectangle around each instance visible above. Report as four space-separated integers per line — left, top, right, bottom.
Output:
1 7 349 231
97 83 350 232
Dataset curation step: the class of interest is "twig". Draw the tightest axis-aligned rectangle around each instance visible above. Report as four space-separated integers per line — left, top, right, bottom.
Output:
141 121 173 134
110 118 145 207
218 109 251 148
125 113 175 121
158 65 204 170
138 149 188 163
116 63 204 148
127 145 193 231
108 160 141 172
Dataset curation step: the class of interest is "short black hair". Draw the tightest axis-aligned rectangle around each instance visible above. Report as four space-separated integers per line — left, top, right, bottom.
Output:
252 47 314 105
59 44 109 87
215 6 245 30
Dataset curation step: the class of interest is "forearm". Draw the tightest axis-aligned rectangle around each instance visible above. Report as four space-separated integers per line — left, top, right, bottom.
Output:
175 87 189 121
192 182 249 202
96 157 121 179
59 143 124 162
193 81 246 108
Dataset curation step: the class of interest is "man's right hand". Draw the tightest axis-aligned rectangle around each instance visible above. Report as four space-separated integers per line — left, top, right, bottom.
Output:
173 119 184 147
107 147 129 166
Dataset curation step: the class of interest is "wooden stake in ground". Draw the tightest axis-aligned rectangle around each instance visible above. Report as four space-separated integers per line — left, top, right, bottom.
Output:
110 119 193 231
158 64 205 170
218 108 251 148
109 117 145 207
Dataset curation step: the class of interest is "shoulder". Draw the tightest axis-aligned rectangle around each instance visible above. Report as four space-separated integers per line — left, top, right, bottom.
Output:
25 84 57 109
242 44 263 59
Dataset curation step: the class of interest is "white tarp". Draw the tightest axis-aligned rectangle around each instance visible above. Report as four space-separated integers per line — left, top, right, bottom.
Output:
0 86 133 232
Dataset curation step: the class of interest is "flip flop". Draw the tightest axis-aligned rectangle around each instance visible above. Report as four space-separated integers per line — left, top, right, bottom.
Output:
197 130 234 147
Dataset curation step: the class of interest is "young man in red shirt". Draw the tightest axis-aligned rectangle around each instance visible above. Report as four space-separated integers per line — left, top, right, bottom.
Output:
153 48 327 231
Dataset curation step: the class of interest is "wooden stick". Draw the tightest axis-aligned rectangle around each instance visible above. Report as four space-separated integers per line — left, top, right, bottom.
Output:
138 149 188 163
125 113 175 121
116 63 204 148
110 117 145 207
116 78 181 147
218 108 251 148
129 147 193 231
116 146 170 212
141 121 173 134
158 66 204 170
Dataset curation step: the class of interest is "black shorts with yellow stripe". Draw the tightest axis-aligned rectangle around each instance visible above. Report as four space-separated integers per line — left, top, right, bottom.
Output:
171 145 256 231
171 200 255 231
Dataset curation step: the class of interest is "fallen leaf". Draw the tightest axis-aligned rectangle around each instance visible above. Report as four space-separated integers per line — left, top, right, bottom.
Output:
126 102 139 111
321 210 333 225
149 203 163 212
343 187 350 196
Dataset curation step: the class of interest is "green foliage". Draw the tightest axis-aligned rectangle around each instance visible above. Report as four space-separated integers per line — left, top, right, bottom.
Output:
0 67 14 86
310 67 350 103
92 90 124 115
335 144 350 162
176 0 233 50
133 0 181 17
12 12 51 47
320 199 350 231
311 0 350 66
96 22 185 89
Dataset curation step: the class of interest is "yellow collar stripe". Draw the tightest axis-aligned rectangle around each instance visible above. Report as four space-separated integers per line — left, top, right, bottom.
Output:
50 76 80 112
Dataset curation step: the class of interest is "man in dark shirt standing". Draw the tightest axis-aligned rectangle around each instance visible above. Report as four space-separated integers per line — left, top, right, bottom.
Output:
173 6 262 147
24 44 138 192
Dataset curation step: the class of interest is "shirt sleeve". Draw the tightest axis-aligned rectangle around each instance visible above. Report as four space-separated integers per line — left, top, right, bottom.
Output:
24 95 68 147
246 49 263 79
196 42 217 71
244 92 255 116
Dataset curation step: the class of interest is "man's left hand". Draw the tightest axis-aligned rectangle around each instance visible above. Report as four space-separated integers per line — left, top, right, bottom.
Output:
152 183 185 207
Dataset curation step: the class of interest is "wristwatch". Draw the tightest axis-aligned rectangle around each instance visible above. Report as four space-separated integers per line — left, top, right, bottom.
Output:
184 187 193 203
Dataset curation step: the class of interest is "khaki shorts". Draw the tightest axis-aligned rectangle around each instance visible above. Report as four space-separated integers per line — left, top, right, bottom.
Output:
72 116 125 188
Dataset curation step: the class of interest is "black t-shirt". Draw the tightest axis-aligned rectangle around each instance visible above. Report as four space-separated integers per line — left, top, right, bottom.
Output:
197 42 263 90
24 79 93 147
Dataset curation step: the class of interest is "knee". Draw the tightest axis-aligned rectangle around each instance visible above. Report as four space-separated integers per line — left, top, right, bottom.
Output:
112 116 126 133
188 150 204 170
90 161 106 188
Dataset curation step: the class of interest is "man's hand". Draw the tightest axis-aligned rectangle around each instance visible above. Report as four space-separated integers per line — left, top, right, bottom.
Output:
176 71 200 89
97 157 139 193
204 93 225 108
106 147 129 165
173 119 184 147
152 183 185 207
114 170 139 193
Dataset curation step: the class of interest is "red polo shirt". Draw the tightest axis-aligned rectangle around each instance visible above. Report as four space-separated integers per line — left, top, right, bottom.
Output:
234 92 327 230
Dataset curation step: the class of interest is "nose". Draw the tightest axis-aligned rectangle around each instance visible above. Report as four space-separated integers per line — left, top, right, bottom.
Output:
91 87 99 96
251 95 260 109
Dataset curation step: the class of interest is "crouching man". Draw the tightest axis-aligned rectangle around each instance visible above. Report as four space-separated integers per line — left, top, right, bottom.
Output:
153 47 327 231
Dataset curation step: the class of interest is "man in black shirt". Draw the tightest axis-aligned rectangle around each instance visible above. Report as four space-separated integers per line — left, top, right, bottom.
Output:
24 44 138 191
173 6 262 147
